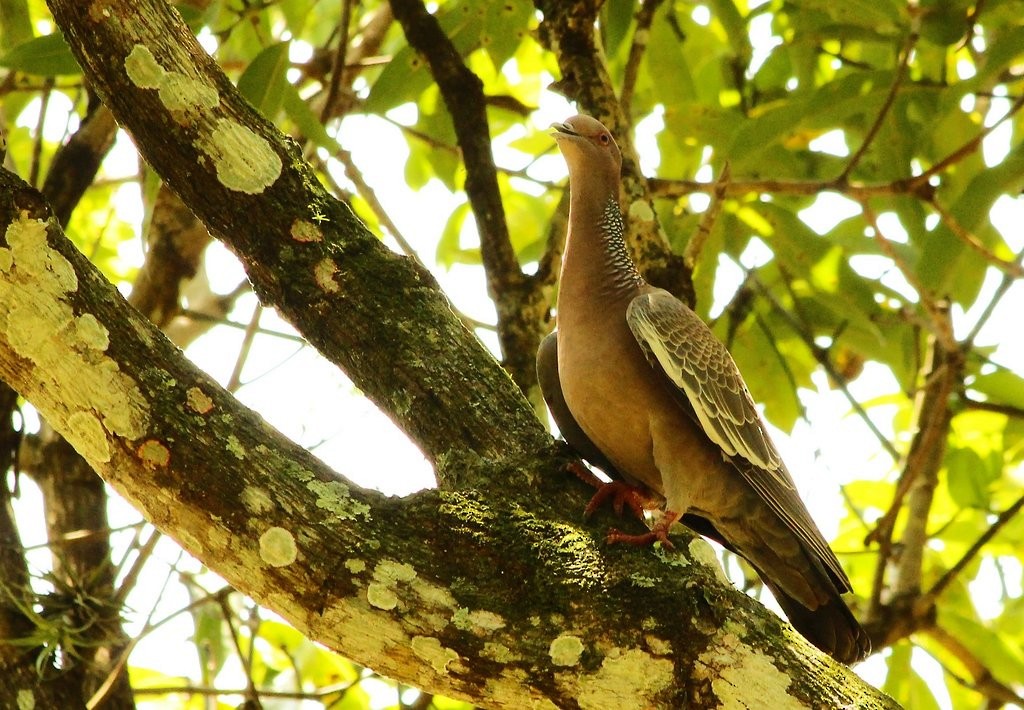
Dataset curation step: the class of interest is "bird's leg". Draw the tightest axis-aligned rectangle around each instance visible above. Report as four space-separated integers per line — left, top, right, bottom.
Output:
606 510 681 550
566 461 651 522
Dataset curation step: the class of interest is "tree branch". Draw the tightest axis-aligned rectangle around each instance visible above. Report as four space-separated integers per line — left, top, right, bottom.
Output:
390 0 548 396
47 0 548 472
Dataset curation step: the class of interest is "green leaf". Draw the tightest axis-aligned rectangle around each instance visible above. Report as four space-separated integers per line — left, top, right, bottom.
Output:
0 33 81 76
481 0 533 70
940 608 1024 687
945 446 999 509
0 0 33 51
237 42 290 118
282 81 337 150
436 202 475 268
918 144 1024 305
971 368 1024 411
882 643 942 710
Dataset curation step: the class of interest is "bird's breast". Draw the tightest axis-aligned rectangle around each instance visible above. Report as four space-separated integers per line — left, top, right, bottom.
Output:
556 310 677 494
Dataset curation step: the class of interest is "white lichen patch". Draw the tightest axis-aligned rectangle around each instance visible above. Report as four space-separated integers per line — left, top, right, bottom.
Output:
208 522 231 550
290 219 322 243
344 558 366 574
694 632 803 709
644 634 673 656
124 45 165 89
630 573 658 588
410 577 457 610
452 607 506 635
307 479 370 521
241 486 274 515
186 386 214 414
74 313 109 350
373 559 417 584
314 258 340 293
137 439 170 469
225 434 246 460
197 120 282 194
570 648 674 710
16 689 34 710
65 411 110 463
628 199 655 222
482 641 519 664
411 635 459 674
549 634 585 667
259 526 298 567
367 582 399 611
485 671 562 710
0 215 150 462
688 537 730 585
125 45 218 112
158 72 219 112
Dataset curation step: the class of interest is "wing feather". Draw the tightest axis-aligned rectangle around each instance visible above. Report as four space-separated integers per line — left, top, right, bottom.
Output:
627 290 852 590
627 290 782 476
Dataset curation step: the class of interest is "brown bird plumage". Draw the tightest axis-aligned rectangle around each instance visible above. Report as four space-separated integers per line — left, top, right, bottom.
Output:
540 114 870 664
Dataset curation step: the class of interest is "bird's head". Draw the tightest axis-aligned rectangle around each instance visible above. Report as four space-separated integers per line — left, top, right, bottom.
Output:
551 114 622 183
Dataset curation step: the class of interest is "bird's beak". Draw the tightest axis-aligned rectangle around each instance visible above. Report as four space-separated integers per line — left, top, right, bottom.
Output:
550 122 577 139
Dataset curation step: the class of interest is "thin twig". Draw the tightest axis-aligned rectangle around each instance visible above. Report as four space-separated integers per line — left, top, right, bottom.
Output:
320 0 355 123
839 17 919 181
962 397 1024 419
29 79 55 187
177 309 307 343
683 161 731 271
860 201 958 353
112 525 161 607
926 625 1024 706
963 245 1024 346
908 91 1024 191
226 303 263 393
918 493 1024 610
330 148 420 258
619 0 665 117
748 272 901 460
927 196 1024 278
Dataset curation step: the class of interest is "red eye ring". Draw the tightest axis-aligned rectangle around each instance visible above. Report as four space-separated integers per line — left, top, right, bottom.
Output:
598 133 611 145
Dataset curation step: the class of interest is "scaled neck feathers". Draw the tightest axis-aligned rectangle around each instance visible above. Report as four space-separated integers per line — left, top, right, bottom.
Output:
562 193 645 302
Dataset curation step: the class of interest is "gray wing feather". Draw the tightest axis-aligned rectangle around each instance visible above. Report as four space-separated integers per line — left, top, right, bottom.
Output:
627 290 853 589
626 290 783 476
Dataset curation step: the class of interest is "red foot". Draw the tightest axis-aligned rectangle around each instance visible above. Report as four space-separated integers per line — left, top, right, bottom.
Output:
606 511 680 551
584 481 650 521
564 461 653 522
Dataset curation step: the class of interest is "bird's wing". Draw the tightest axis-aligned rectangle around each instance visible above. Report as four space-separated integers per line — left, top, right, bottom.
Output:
627 289 851 591
627 289 783 477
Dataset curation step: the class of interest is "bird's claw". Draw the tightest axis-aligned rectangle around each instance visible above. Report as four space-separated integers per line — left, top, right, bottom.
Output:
565 461 653 522
605 510 680 550
584 481 648 522
606 526 675 550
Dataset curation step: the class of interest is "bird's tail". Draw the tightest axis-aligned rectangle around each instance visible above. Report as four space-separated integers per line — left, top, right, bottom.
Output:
762 578 871 665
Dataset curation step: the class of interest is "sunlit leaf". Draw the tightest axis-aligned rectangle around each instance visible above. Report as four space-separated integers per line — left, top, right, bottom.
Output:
238 42 291 118
0 32 81 76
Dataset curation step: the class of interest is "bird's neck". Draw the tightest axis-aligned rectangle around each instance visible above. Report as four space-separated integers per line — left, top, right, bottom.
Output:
561 194 645 307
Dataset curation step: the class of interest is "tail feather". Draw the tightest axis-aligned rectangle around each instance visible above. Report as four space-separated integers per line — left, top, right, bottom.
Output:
763 578 871 664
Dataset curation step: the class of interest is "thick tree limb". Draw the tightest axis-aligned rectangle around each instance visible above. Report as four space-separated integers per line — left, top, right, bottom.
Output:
10 1 898 705
47 0 548 475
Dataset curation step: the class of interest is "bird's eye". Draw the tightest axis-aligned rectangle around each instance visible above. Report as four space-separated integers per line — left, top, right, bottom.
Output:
598 133 611 145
